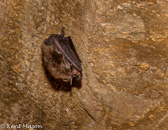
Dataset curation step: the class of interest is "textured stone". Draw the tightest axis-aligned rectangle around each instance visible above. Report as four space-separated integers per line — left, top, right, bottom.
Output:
0 0 168 129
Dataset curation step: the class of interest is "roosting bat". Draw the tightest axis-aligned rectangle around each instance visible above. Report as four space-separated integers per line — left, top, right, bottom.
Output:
42 28 82 85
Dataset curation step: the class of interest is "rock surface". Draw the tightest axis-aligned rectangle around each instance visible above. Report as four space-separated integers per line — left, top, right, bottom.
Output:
0 0 168 129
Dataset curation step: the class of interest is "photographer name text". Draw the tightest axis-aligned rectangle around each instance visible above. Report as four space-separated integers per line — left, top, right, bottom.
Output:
2 124 43 129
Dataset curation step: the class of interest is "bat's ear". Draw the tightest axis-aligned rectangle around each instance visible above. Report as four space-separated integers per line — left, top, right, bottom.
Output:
61 27 65 37
44 35 55 46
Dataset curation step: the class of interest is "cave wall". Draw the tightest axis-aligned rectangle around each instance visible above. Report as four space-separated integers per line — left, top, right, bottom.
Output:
0 0 168 129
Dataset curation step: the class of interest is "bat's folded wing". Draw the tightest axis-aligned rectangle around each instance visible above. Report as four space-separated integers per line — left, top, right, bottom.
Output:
51 35 82 72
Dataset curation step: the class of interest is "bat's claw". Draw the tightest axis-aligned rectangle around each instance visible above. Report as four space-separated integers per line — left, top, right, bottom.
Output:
70 77 73 85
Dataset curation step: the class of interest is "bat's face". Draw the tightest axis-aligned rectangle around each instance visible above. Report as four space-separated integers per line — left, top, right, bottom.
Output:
72 69 82 81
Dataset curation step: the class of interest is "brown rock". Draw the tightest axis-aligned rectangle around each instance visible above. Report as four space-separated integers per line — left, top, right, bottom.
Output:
0 0 168 129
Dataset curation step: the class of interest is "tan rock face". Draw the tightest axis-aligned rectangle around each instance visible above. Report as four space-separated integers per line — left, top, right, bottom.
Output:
0 0 168 129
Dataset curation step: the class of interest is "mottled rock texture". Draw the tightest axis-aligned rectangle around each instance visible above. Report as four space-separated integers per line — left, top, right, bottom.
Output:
0 0 168 129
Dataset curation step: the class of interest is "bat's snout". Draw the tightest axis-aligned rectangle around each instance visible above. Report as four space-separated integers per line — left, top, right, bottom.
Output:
75 74 82 81
72 69 82 81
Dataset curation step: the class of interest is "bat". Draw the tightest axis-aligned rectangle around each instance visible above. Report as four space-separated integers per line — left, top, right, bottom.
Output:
42 27 82 85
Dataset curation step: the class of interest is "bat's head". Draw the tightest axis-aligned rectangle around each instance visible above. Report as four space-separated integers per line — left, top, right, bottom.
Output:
72 69 82 81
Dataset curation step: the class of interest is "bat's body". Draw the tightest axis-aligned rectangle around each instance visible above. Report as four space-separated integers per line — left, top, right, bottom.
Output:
42 28 82 85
